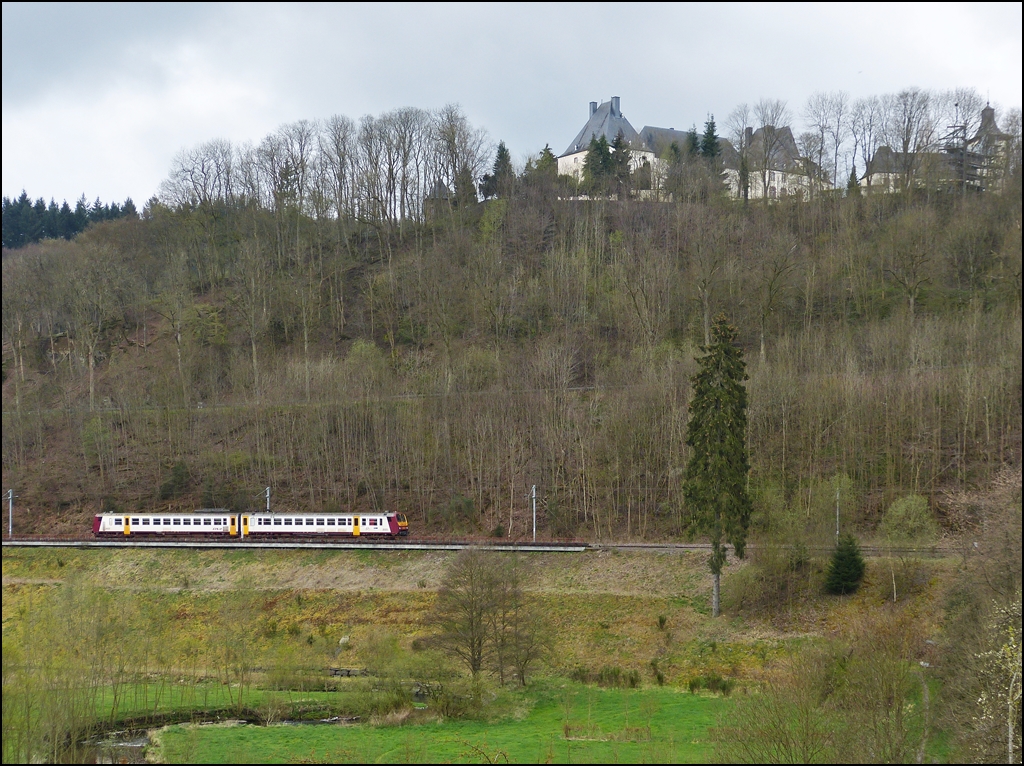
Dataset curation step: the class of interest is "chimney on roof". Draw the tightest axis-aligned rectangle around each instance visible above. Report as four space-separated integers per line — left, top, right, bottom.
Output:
590 101 597 117
611 96 620 116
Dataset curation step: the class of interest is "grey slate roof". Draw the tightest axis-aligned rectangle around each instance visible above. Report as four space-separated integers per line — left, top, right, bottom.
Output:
864 146 904 176
561 98 641 157
745 125 804 172
637 126 694 157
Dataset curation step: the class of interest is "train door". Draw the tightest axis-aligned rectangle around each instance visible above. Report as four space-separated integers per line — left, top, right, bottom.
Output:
124 515 131 536
229 516 237 536
242 515 249 537
352 516 360 537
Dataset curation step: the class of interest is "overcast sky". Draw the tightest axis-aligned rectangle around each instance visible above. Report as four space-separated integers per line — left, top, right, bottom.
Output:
3 2 1021 206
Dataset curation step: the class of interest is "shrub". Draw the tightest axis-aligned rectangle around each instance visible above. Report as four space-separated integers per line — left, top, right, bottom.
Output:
880 494 939 546
567 665 641 688
688 672 735 696
441 494 476 531
650 660 666 686
825 534 866 595
597 666 641 688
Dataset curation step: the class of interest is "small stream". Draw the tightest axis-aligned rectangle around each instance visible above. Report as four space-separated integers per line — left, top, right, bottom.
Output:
80 732 150 764
80 716 361 763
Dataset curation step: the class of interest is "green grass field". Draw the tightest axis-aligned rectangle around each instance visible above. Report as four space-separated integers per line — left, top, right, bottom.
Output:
3 546 965 763
156 681 731 764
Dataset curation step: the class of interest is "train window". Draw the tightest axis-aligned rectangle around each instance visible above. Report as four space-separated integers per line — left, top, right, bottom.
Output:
369 519 377 526
306 518 314 525
142 518 150 525
284 518 292 525
204 518 211 525
327 518 335 525
164 518 172 524
183 519 191 525
132 518 140 525
316 518 325 525
273 518 282 525
173 518 181 525
115 518 124 525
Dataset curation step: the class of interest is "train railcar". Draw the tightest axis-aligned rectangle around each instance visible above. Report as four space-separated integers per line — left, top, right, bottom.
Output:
246 511 409 538
93 510 235 536
93 510 410 538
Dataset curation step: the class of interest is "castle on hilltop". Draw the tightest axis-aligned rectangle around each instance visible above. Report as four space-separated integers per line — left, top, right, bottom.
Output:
557 96 1014 199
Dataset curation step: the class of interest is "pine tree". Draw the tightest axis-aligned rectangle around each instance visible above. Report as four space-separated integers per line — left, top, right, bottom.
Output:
686 126 701 156
610 130 632 197
534 144 557 177
684 315 752 617
825 533 866 594
847 165 861 197
700 115 720 160
480 141 515 199
582 135 612 194
74 195 89 231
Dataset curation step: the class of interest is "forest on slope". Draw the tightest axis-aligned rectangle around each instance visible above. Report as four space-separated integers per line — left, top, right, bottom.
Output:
1 104 1021 541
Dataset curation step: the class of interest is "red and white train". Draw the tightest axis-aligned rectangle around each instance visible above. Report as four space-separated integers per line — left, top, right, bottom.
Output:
93 509 410 538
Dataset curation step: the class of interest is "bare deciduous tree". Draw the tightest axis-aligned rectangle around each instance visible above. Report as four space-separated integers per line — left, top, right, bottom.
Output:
852 96 884 188
752 98 793 196
881 88 936 192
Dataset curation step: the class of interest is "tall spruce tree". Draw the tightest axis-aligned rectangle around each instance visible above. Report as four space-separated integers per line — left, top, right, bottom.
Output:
684 315 752 617
700 115 720 160
480 141 515 199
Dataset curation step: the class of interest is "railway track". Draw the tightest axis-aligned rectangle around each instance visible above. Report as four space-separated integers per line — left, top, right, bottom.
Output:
1 536 951 557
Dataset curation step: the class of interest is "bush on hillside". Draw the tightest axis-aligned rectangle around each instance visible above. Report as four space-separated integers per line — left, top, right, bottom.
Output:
880 494 940 546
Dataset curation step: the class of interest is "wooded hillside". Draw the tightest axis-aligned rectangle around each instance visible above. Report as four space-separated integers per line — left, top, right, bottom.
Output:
1 107 1021 540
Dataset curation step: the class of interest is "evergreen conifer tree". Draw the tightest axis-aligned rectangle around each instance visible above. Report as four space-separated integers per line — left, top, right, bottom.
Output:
686 126 701 156
847 165 861 197
825 533 866 594
534 144 557 177
684 315 752 617
610 130 632 197
480 141 515 199
582 135 613 195
700 115 720 160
